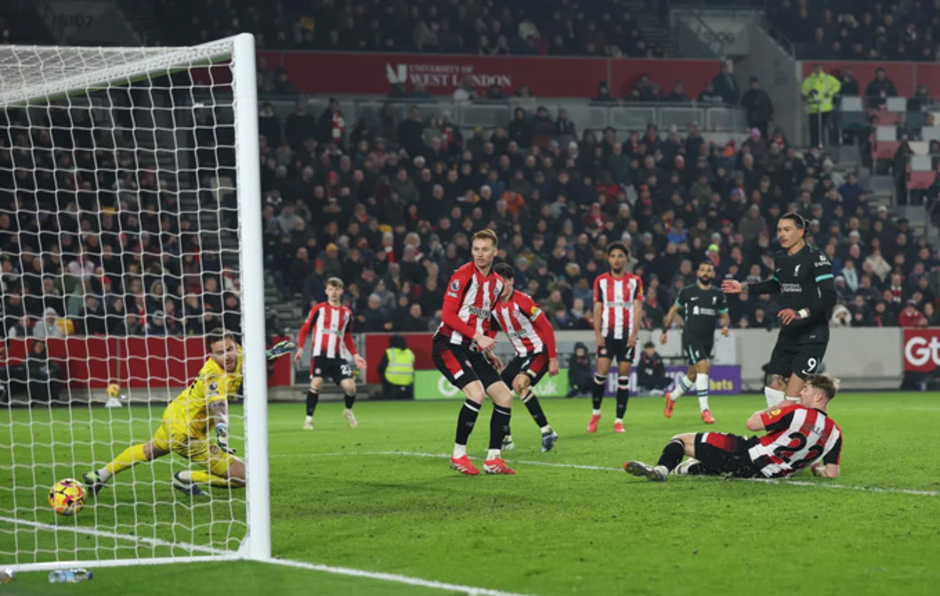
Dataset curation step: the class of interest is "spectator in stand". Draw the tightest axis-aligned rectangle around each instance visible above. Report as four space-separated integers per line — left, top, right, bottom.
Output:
839 67 859 97
801 64 841 148
284 99 317 153
665 81 690 104
711 62 740 105
33 308 63 340
741 77 774 138
592 81 616 105
697 80 724 104
898 299 928 327
865 68 898 109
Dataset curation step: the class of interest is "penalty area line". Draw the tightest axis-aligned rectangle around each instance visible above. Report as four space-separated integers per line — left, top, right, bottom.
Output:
273 450 938 497
266 557 533 596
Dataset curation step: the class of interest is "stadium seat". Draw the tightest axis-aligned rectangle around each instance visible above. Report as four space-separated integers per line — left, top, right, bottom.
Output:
907 170 936 189
872 140 901 161
841 96 863 111
886 97 908 112
921 127 940 142
906 111 926 128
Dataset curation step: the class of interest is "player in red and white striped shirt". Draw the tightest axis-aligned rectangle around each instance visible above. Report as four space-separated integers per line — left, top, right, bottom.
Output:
294 278 367 431
589 242 644 434
625 374 842 482
433 229 516 476
491 263 559 453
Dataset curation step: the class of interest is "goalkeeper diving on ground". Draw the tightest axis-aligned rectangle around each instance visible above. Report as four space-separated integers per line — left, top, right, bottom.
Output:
84 329 295 496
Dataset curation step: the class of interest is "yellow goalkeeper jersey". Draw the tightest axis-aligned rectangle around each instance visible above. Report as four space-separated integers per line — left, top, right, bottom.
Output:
163 345 243 438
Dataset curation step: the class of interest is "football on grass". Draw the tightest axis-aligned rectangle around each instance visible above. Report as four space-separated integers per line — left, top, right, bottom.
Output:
49 479 86 516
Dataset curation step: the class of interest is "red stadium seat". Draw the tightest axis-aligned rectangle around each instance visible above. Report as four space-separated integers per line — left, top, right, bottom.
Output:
872 140 901 161
906 171 936 190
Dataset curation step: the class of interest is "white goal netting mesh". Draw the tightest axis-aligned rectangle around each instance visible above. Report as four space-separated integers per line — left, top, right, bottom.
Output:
0 38 254 566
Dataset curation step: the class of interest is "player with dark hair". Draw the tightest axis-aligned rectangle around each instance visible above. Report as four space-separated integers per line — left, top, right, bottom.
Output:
491 262 559 452
722 213 837 407
434 229 516 475
589 242 644 434
84 329 295 496
660 261 729 423
295 277 367 430
625 374 842 481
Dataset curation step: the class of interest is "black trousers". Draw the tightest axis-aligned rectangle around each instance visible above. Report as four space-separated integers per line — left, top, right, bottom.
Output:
381 380 414 400
809 112 830 148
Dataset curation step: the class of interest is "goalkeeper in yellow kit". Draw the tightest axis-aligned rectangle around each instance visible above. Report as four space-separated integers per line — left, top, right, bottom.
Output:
83 329 295 496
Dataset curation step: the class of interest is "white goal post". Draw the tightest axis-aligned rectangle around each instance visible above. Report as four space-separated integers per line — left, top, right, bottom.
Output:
0 33 269 570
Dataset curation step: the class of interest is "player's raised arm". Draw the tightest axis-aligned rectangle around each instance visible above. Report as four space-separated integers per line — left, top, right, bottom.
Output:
723 276 780 295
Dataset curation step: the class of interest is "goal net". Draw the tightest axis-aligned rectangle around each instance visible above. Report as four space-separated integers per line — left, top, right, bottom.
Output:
0 34 270 571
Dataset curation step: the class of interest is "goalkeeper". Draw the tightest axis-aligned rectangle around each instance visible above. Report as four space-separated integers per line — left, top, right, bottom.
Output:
84 329 295 496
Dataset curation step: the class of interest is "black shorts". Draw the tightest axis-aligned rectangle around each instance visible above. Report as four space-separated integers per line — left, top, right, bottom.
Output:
693 432 761 478
681 337 714 366
766 341 827 380
597 337 635 364
432 337 502 390
500 352 549 388
310 357 353 385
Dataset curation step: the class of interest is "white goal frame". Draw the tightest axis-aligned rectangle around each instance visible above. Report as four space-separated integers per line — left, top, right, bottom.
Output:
1 33 270 571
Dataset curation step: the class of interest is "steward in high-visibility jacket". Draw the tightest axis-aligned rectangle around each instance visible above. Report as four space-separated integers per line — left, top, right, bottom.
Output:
378 335 415 399
801 64 841 148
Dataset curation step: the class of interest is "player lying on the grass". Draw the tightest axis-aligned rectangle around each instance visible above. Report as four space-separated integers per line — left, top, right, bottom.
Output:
491 262 559 453
660 261 729 424
589 241 643 434
294 277 367 430
624 373 842 482
84 329 295 496
433 229 516 475
722 212 836 407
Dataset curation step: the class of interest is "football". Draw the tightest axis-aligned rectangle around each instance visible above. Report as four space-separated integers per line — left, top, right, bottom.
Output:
48 479 86 516
106 383 120 398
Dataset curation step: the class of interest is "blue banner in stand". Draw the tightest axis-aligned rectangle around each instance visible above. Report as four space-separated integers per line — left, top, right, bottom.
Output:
595 365 742 396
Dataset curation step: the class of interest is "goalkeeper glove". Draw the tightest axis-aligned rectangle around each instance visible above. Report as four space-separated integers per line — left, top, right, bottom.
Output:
215 423 236 454
266 340 296 361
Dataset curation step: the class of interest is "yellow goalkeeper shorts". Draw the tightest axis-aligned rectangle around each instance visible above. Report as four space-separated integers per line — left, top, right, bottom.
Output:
152 422 236 477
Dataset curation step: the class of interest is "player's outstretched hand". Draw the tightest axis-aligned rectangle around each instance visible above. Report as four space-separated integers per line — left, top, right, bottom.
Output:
548 357 559 376
354 354 367 370
778 308 799 325
721 279 742 294
266 340 296 361
215 424 236 454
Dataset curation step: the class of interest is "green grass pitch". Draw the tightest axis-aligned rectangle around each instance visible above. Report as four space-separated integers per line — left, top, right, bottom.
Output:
2 392 939 595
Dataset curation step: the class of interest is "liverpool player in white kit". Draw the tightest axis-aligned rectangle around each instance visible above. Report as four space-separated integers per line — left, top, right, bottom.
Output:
294 278 367 430
625 373 842 481
433 230 516 475
589 242 644 434
491 263 560 452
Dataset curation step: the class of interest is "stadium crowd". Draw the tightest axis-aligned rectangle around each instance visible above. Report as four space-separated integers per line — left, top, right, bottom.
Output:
153 0 664 57
770 0 940 62
258 96 940 334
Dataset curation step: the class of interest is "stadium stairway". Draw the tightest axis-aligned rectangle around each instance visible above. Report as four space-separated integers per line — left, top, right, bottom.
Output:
625 0 678 57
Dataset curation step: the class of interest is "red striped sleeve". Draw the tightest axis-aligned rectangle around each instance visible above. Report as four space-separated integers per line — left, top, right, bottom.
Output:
297 303 321 349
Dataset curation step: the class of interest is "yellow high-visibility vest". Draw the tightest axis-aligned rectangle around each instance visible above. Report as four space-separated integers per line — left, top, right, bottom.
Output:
801 72 841 114
384 348 415 386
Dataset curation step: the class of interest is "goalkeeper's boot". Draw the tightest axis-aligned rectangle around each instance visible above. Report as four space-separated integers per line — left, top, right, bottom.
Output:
483 457 516 475
450 455 480 476
501 434 515 451
586 413 601 433
302 416 313 431
343 408 358 428
623 460 668 482
82 471 106 496
266 340 296 360
540 430 559 452
172 472 206 497
701 409 715 424
664 393 675 418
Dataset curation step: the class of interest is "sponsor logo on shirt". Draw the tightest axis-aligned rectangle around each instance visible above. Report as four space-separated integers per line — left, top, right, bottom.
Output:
781 282 803 293
468 306 491 317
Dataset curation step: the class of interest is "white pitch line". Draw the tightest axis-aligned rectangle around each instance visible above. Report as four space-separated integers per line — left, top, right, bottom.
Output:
0 515 233 556
273 450 939 497
266 558 533 596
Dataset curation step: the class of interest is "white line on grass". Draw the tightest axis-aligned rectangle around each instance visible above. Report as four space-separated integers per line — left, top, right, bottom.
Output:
266 558 533 596
273 450 939 497
0 515 233 556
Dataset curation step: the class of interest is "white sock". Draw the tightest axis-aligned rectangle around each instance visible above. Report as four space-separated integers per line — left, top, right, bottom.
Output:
453 443 467 458
764 387 785 408
671 375 693 400
304 415 312 422
785 395 800 403
177 471 193 483
696 374 710 412
592 409 602 416
540 424 553 434
486 448 501 460
615 417 623 424
97 468 112 483
503 434 513 442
